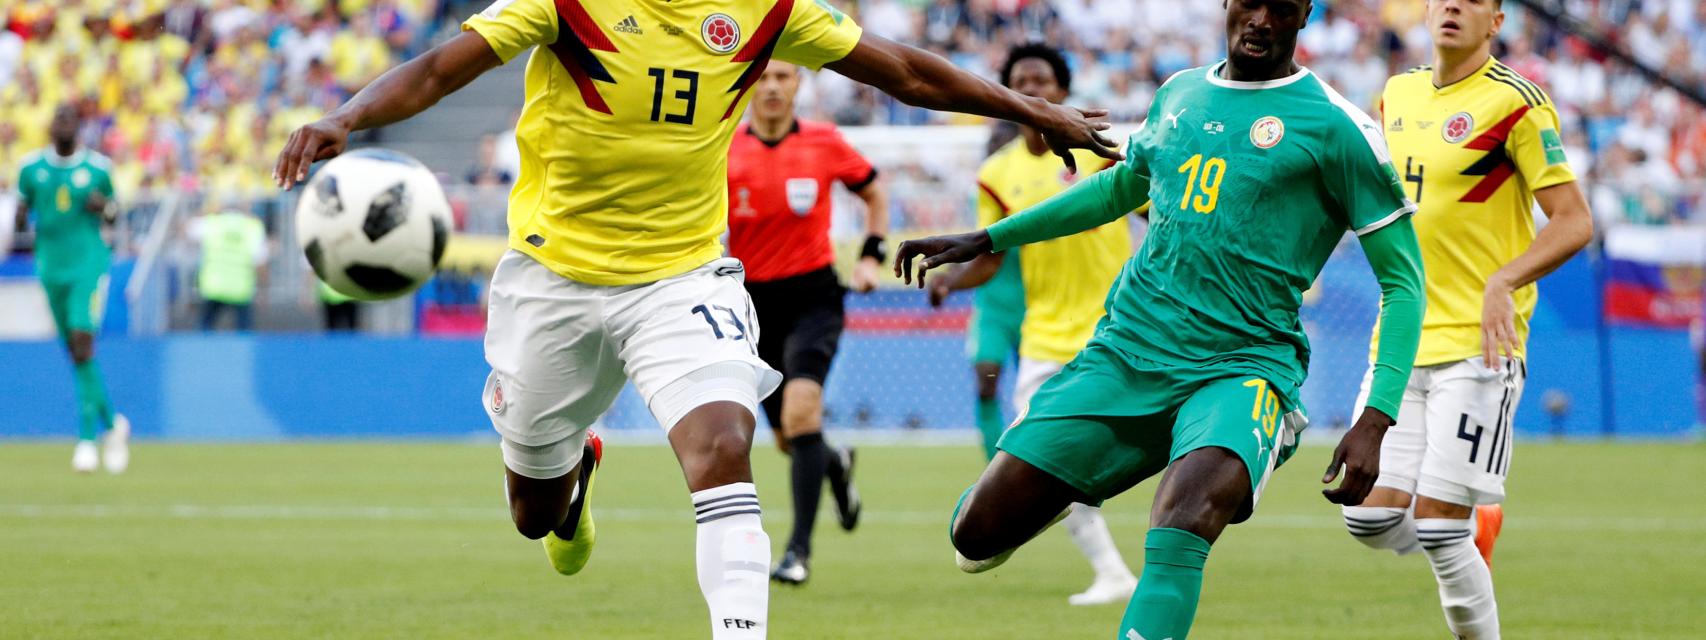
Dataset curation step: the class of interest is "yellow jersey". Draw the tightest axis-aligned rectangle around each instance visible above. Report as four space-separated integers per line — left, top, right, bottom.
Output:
1378 57 1576 366
463 0 862 285
977 141 1129 363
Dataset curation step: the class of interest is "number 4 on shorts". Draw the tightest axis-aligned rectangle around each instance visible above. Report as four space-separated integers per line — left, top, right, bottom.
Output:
1456 414 1484 464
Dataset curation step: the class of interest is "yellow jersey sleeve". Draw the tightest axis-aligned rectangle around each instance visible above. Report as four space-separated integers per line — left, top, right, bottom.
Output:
1508 100 1576 191
462 0 559 63
774 0 862 71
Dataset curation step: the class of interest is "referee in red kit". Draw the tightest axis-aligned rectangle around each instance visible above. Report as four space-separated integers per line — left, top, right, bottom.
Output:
727 61 889 586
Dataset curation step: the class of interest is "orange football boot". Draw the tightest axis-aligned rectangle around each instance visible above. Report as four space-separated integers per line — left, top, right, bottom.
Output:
1473 504 1503 568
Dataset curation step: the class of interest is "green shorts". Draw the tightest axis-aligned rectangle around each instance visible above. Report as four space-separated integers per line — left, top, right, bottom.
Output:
41 272 107 338
996 341 1304 512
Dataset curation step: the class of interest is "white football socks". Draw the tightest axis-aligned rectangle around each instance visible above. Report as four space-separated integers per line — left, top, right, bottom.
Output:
1417 517 1499 639
1062 504 1135 582
692 482 770 639
1343 505 1421 555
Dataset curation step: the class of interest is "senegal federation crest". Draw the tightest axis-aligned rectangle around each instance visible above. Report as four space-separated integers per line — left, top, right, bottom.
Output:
1250 116 1285 149
1443 111 1475 144
702 13 740 54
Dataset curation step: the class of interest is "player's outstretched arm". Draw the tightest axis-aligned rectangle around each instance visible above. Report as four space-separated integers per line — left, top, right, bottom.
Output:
1480 182 1593 369
274 32 503 188
895 167 1146 286
826 35 1120 173
1323 218 1426 505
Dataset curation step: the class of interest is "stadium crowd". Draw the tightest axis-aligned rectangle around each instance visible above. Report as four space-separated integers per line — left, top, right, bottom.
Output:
777 0 1706 228
0 0 1701 231
0 0 440 205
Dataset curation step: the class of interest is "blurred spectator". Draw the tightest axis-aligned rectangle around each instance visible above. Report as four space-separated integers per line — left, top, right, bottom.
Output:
328 12 390 95
465 134 512 187
189 202 268 332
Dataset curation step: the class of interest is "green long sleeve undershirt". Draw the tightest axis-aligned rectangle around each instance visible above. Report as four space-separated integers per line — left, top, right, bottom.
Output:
1355 217 1426 420
985 165 1426 419
986 165 1149 252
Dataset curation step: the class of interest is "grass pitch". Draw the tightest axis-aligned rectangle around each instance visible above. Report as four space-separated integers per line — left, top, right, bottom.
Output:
1 440 1702 639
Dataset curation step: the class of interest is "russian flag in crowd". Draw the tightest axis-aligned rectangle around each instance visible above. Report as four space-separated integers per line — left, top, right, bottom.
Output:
1602 226 1705 328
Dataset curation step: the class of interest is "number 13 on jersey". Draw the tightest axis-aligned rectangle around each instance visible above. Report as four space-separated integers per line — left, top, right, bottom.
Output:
1177 154 1226 214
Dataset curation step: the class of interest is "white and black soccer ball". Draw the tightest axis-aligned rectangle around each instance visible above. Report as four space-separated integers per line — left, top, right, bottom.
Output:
294 148 451 300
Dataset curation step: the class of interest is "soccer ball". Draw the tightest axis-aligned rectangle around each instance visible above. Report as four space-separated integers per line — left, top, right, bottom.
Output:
294 148 450 301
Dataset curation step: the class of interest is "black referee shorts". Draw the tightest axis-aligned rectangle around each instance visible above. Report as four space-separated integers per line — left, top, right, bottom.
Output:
745 266 846 429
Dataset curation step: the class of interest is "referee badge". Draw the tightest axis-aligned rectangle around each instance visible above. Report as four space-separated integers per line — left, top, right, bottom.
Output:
785 178 817 216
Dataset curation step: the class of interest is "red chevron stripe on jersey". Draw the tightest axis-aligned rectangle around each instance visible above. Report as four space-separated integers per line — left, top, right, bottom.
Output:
721 0 795 120
1458 105 1530 203
549 0 618 114
977 181 1011 214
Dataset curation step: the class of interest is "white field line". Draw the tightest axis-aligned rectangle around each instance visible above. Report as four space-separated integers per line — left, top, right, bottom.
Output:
0 504 1701 532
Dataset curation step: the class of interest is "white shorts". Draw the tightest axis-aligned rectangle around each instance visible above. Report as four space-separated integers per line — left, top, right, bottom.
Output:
1013 357 1064 414
484 251 781 478
1354 356 1526 506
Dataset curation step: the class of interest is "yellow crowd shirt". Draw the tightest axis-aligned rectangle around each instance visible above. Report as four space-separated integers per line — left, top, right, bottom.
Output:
977 141 1129 363
1377 57 1576 365
464 0 863 284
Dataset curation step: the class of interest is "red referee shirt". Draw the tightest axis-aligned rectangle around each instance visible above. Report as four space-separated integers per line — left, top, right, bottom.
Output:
726 119 877 283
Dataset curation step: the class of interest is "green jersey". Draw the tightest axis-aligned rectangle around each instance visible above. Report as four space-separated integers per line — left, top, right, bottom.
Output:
17 148 115 279
989 63 1424 417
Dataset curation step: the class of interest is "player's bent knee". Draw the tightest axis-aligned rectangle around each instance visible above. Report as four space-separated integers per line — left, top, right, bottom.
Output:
500 437 584 539
948 505 1002 561
677 422 755 490
1414 495 1474 520
512 509 558 540
501 435 584 482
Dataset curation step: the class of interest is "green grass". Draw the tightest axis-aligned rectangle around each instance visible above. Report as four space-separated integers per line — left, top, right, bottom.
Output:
1 440 1703 638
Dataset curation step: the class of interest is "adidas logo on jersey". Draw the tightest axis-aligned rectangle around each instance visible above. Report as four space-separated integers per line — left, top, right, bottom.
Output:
614 15 642 34
1389 117 1404 132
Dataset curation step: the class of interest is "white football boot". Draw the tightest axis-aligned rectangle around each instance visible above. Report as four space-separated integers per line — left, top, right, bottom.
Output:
1068 574 1139 606
102 414 130 474
72 440 99 473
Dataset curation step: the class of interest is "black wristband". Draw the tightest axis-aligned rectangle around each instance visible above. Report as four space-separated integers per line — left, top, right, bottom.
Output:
860 235 887 262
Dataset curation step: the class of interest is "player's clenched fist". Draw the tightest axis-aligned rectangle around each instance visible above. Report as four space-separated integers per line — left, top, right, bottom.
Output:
274 117 353 189
893 231 992 287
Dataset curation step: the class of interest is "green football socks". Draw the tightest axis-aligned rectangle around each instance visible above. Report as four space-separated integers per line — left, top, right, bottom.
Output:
73 359 114 442
1118 528 1211 640
974 398 1003 460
